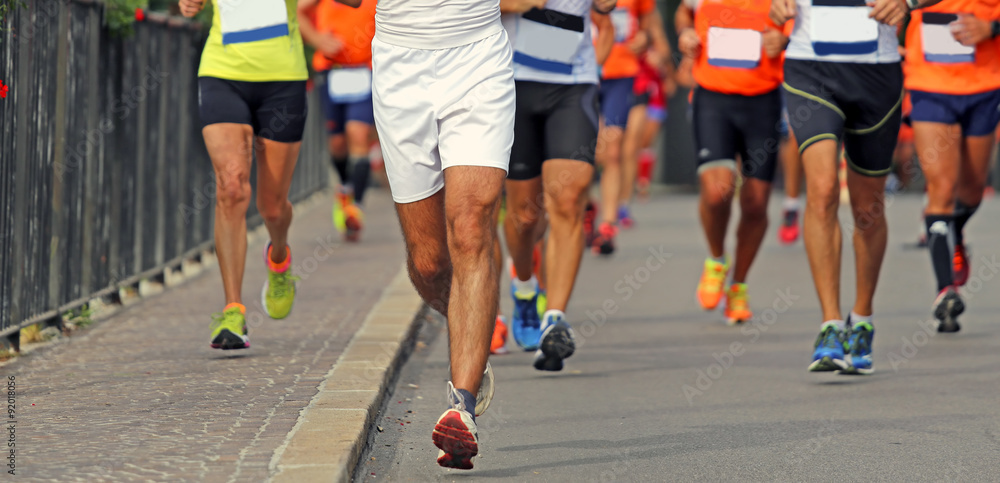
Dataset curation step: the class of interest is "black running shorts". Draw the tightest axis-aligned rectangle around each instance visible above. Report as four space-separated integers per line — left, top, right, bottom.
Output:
782 59 903 177
198 77 308 143
691 87 782 182
508 81 600 180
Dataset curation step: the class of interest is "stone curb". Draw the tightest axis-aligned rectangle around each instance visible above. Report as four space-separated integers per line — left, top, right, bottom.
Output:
270 265 424 482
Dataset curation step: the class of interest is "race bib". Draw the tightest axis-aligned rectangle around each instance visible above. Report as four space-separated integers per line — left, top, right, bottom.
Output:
921 13 975 63
219 0 289 45
810 0 878 56
707 27 762 68
328 68 372 103
610 8 633 43
513 8 585 74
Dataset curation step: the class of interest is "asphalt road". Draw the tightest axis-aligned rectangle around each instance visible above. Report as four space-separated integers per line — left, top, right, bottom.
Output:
359 193 1000 482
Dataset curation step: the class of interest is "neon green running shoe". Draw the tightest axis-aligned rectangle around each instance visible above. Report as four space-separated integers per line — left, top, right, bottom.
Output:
262 243 299 319
210 305 249 350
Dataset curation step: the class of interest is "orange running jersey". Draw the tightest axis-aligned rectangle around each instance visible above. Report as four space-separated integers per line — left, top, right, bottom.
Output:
904 0 1000 95
311 0 377 71
691 0 789 96
599 0 656 79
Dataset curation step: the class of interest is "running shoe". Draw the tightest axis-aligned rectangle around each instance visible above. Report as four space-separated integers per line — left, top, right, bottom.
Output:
932 286 964 333
433 382 479 470
618 205 635 229
476 362 495 417
332 189 350 233
840 318 874 375
262 243 298 319
593 222 617 255
533 311 576 372
583 201 597 247
210 305 249 350
809 322 848 372
696 257 729 311
344 203 364 242
490 316 508 355
724 283 752 325
510 281 542 350
778 209 800 245
953 244 969 287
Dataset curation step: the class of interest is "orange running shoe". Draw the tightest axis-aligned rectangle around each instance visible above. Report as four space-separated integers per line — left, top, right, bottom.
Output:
343 203 364 242
490 315 508 355
696 256 729 310
724 283 752 324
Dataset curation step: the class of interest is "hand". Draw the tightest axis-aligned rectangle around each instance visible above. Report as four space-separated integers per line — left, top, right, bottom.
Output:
950 14 991 46
662 76 678 99
678 28 701 58
317 33 344 58
523 0 548 10
769 0 796 25
628 30 650 55
867 0 907 27
593 0 616 13
179 0 205 18
762 27 788 58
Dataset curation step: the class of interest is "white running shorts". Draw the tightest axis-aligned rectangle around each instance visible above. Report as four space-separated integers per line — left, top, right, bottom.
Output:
372 30 515 204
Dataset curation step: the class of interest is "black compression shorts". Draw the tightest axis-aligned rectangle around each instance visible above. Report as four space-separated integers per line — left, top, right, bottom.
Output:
508 81 599 180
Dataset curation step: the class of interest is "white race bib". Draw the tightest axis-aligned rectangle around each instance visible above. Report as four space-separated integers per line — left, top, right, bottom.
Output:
610 8 632 43
328 68 372 103
921 13 975 63
219 0 289 45
512 9 585 74
810 0 878 56
707 27 762 68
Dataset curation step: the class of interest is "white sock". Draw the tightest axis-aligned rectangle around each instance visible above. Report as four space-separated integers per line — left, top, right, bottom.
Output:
512 275 538 298
822 319 846 331
849 312 872 327
783 197 801 211
542 309 565 328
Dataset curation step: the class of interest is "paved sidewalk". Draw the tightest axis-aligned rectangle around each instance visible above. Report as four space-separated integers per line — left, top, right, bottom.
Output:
9 189 406 481
363 193 1000 481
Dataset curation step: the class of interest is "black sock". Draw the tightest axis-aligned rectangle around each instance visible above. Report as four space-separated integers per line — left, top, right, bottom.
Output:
350 155 371 205
952 201 979 247
925 214 954 292
332 155 349 185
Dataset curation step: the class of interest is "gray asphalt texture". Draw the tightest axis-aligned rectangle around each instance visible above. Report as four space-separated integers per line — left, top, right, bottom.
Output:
360 193 1000 482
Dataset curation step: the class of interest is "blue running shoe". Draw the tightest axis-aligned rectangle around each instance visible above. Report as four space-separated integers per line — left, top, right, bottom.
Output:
618 205 634 229
533 311 576 372
808 321 848 372
840 319 874 375
510 281 542 351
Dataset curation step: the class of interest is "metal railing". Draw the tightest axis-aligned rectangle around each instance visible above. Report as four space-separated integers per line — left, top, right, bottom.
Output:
0 1 328 338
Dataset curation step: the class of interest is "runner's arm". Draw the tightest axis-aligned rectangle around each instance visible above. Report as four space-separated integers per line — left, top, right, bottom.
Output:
675 2 700 59
592 11 615 65
641 7 672 74
178 0 204 18
500 0 548 14
297 0 324 48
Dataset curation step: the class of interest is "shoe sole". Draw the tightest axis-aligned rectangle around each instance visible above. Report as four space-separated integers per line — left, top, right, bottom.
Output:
533 323 575 372
934 293 965 333
808 356 847 372
475 363 495 417
345 216 362 242
597 242 615 255
726 315 748 325
838 364 874 375
433 411 478 470
210 329 249 350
